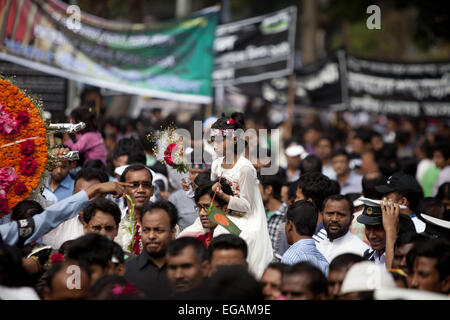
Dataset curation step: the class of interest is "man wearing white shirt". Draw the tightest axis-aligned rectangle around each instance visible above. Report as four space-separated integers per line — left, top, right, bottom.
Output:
316 195 369 263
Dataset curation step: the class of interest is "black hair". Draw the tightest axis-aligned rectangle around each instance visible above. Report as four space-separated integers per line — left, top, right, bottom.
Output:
112 137 145 161
167 237 208 262
83 159 107 173
286 200 318 236
329 253 365 271
83 198 122 226
127 152 147 165
194 180 233 208
140 199 178 229
300 155 322 175
331 148 350 161
399 156 418 178
417 198 445 220
436 182 450 202
375 144 400 178
111 241 125 265
297 172 340 211
11 200 43 221
392 179 424 213
394 232 430 249
120 163 153 183
0 241 33 287
265 262 289 275
193 171 212 187
322 194 354 215
208 234 248 260
66 233 114 268
362 173 386 200
211 112 245 131
433 141 450 160
88 275 128 300
284 262 328 297
258 173 284 201
406 238 450 281
316 135 335 148
395 130 411 146
70 106 98 132
74 167 109 184
189 265 263 300
419 139 434 159
287 180 299 204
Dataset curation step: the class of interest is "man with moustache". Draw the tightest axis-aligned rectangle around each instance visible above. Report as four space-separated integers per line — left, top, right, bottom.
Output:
316 195 369 263
124 200 178 299
116 163 154 254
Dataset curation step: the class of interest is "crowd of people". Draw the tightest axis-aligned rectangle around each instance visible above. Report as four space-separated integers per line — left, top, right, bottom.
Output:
1 90 449 300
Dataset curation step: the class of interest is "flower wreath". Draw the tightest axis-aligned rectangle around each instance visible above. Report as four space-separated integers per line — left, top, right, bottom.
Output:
148 126 188 174
0 78 48 217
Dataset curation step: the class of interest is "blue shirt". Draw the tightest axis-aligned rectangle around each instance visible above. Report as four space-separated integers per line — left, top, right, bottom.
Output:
44 174 75 201
281 238 329 276
0 191 89 246
340 170 363 195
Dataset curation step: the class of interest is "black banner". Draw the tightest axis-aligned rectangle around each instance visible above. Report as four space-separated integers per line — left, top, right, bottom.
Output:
347 55 450 117
228 52 343 108
213 6 297 86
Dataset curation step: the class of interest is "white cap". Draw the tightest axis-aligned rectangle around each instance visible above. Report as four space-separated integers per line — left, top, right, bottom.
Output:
374 287 450 300
358 197 408 210
285 145 308 159
420 213 450 230
340 261 396 295
114 165 129 177
353 196 364 207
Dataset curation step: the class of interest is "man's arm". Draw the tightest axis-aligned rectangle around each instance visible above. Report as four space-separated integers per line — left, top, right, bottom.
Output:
0 181 129 246
381 198 399 269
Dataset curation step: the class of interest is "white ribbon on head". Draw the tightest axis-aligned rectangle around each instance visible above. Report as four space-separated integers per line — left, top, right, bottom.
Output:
210 128 236 137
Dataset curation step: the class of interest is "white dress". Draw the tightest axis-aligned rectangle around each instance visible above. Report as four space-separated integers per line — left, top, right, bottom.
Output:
182 156 273 279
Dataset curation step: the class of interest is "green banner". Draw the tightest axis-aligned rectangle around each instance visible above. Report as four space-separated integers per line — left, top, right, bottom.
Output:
0 0 219 103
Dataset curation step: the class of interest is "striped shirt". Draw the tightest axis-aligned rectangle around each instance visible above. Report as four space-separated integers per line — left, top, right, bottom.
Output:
281 238 329 276
267 203 288 257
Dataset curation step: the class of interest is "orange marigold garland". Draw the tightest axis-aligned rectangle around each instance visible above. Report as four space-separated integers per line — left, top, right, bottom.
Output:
0 78 48 217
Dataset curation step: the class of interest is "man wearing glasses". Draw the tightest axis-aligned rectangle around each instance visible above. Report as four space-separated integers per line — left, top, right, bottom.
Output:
115 163 154 255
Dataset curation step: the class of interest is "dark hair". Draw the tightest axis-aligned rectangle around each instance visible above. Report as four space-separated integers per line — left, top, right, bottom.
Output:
417 198 445 220
127 152 147 165
406 238 450 280
194 180 233 208
83 198 121 226
300 155 322 175
392 180 423 213
394 232 430 249
419 139 434 159
11 200 43 221
287 180 299 204
208 234 248 260
399 156 418 178
265 262 289 275
88 275 128 300
436 182 450 201
331 148 350 161
316 135 335 148
83 159 107 172
191 265 263 300
284 262 328 297
0 242 33 287
329 253 365 271
66 233 114 268
434 141 450 160
375 144 400 178
74 167 109 185
258 173 284 201
298 172 340 211
140 200 178 229
286 200 318 236
322 194 354 215
112 137 145 161
46 259 91 292
194 171 212 187
211 112 245 131
111 241 125 265
120 163 153 183
362 173 386 200
167 237 208 262
70 106 98 132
